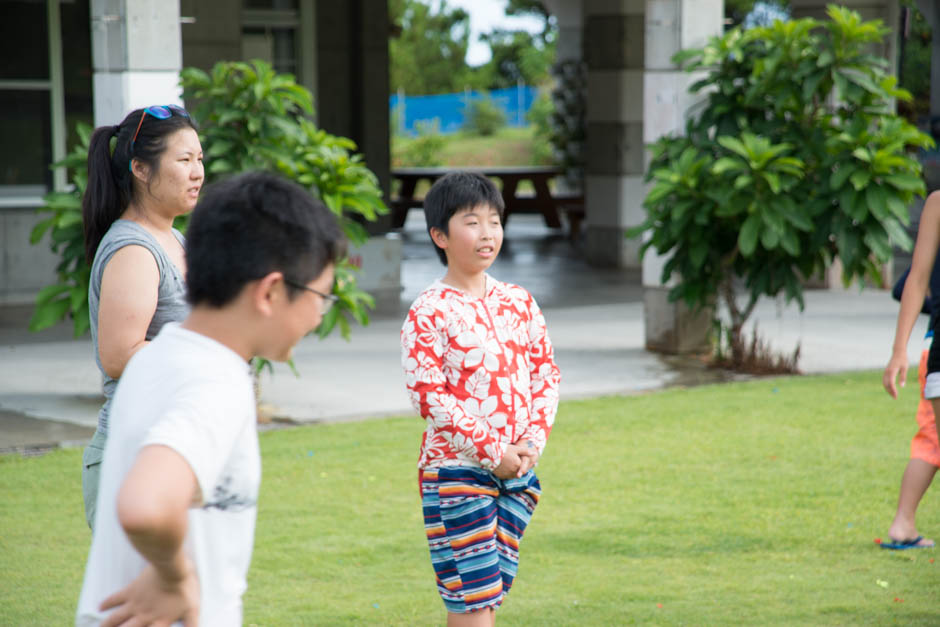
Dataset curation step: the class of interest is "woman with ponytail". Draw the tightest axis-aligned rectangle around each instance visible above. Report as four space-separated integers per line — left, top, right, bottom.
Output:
81 105 204 530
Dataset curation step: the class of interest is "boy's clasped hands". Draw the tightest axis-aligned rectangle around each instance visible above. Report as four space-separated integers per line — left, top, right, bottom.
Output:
493 439 539 479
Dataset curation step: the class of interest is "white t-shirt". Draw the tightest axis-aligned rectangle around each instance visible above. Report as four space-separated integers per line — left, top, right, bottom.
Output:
76 323 260 626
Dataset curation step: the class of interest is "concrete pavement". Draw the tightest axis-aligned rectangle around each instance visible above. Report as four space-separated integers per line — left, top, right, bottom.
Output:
0 215 926 451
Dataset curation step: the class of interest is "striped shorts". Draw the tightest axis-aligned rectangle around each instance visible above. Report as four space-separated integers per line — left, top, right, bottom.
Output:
419 466 541 614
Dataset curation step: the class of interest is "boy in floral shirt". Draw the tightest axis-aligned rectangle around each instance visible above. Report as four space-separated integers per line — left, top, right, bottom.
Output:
401 171 561 624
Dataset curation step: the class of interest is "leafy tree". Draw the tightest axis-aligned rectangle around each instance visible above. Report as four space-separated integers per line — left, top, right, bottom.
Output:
631 6 933 367
527 91 555 165
389 0 479 95
395 119 447 167
30 60 387 342
479 28 555 89
463 95 507 136
505 0 554 45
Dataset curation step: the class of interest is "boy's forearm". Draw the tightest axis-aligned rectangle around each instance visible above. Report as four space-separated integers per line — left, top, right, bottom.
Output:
116 445 198 581
120 529 190 590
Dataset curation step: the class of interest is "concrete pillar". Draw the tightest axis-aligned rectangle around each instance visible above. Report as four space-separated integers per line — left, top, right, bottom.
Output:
316 1 400 313
542 0 585 192
90 1 185 126
641 0 724 354
544 0 583 63
582 0 646 268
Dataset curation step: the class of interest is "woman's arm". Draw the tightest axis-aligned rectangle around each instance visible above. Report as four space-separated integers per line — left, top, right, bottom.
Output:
884 191 940 398
97 245 160 379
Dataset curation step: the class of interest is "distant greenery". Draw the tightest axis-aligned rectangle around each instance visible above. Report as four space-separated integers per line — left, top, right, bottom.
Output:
479 28 555 90
389 0 478 95
389 0 556 95
395 119 446 167
527 91 555 165
391 126 550 169
4 371 940 624
463 95 507 136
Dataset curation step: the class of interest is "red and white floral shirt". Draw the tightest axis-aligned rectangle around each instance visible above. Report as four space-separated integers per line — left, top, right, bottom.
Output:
401 276 561 470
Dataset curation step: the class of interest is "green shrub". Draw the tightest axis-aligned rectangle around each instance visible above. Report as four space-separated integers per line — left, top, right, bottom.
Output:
397 119 446 167
463 95 507 136
631 6 933 366
28 126 93 336
526 91 555 165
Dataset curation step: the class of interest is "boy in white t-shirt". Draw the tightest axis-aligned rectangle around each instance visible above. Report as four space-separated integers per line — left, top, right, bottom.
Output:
76 171 345 626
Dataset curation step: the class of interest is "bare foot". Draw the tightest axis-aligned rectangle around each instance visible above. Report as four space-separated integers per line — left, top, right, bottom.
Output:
888 520 925 546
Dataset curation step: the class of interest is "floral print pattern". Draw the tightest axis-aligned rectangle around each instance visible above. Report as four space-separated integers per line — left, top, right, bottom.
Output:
401 277 561 470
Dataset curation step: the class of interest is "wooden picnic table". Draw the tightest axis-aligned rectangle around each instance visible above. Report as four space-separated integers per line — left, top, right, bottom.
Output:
390 166 584 233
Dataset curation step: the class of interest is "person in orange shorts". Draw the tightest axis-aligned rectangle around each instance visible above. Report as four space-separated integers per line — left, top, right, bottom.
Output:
883 191 940 550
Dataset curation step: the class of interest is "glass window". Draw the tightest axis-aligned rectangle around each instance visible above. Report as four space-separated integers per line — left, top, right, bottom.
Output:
244 0 298 9
0 0 92 192
0 91 52 187
61 0 94 158
0 2 49 80
242 26 297 75
241 0 300 77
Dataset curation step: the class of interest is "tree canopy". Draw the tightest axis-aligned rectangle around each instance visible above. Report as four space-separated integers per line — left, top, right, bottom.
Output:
389 0 476 95
389 0 556 95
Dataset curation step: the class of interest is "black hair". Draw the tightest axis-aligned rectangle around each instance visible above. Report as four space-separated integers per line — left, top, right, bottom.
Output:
81 106 198 263
185 171 347 307
422 171 504 266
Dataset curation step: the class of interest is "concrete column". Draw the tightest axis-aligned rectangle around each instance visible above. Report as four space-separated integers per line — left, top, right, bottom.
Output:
542 0 585 193
90 1 185 126
641 0 724 353
544 0 584 63
316 1 400 313
582 0 646 268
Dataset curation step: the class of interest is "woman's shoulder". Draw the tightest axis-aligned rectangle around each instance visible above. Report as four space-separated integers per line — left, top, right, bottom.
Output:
92 221 167 283
97 220 158 253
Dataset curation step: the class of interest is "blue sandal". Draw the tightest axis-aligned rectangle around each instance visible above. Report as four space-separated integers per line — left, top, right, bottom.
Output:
880 536 935 550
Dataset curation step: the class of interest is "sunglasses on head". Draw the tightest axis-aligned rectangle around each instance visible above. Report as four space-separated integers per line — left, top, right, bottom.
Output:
128 104 190 169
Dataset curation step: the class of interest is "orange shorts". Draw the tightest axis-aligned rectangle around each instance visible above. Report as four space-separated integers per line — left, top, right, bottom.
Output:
912 347 940 467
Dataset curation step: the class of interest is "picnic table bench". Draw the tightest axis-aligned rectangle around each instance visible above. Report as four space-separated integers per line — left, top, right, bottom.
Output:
390 166 584 236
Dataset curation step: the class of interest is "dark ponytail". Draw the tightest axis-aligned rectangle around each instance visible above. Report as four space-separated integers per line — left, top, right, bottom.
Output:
82 124 131 263
81 107 198 264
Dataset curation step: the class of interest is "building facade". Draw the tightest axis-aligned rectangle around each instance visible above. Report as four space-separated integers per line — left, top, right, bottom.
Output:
0 0 395 310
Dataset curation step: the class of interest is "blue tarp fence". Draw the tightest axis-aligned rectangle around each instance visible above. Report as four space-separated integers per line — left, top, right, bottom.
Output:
389 85 539 136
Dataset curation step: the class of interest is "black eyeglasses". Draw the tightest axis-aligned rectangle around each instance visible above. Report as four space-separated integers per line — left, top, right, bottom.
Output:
284 279 338 314
129 104 190 169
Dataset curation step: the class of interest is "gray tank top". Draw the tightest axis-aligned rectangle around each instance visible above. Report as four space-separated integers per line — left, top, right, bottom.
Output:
89 220 189 434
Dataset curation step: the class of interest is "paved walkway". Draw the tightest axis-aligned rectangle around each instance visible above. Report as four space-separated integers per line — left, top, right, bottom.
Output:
0 215 925 451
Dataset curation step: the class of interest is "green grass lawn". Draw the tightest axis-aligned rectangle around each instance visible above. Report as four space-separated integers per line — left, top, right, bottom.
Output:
392 126 546 169
3 371 940 624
